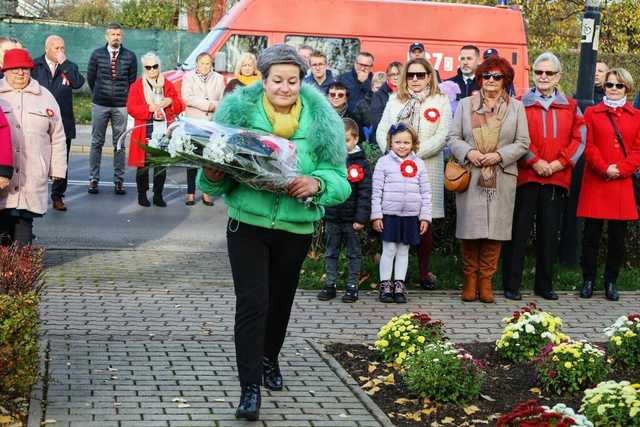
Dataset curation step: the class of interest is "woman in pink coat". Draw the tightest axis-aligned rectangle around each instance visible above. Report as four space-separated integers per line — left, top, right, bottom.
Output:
0 49 67 245
0 106 12 190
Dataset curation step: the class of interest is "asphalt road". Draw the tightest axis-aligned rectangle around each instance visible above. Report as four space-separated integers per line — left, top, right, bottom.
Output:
36 150 228 251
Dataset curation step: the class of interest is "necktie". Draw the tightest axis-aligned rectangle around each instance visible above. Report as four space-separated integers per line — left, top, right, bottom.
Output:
111 50 117 80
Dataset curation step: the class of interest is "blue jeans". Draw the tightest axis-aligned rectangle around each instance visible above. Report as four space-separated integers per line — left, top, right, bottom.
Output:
324 221 362 288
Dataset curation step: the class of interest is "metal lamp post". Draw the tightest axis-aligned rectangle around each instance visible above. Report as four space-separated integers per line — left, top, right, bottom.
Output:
558 0 602 266
574 0 602 112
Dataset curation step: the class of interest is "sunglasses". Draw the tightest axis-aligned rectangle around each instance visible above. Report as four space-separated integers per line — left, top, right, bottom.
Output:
482 72 504 81
144 64 160 70
389 122 409 135
534 70 559 77
328 92 345 99
406 71 429 80
605 82 626 90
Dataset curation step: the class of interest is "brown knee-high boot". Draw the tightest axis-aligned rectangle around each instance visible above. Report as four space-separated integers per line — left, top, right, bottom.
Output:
478 240 502 303
460 240 480 301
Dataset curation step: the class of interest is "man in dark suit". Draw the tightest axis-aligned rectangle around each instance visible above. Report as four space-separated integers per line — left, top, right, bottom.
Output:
32 35 86 211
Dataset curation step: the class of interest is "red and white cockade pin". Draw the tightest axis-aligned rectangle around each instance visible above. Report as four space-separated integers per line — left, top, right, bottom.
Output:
400 159 418 178
45 108 55 118
423 108 440 123
347 163 365 183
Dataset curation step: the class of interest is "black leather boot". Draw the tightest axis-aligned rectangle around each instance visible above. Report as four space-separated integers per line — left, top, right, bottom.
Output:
262 357 283 391
235 384 260 421
605 281 619 301
580 280 594 299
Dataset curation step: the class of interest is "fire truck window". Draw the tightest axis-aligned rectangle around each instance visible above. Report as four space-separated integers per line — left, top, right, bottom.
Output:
285 35 360 74
219 34 268 73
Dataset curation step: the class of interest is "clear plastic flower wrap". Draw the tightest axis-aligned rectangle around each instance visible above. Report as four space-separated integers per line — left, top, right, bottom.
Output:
121 116 301 193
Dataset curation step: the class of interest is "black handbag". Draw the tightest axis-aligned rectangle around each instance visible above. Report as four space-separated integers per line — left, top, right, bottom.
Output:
606 111 640 211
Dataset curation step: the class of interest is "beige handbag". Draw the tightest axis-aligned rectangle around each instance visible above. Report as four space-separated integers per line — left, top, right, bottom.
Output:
444 159 471 193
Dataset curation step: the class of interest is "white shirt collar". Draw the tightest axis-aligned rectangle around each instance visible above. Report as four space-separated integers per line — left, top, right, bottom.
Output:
107 45 120 57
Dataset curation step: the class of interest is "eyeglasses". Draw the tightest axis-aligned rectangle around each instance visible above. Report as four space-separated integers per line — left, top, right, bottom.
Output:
605 82 626 90
534 70 559 77
406 72 428 80
482 72 504 81
328 92 345 99
389 122 409 135
144 64 159 70
356 62 373 69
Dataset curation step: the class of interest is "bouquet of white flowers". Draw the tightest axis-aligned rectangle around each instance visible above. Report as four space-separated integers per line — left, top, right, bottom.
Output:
122 117 300 194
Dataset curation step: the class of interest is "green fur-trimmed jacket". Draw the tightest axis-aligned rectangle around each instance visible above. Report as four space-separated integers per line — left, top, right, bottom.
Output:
197 82 351 234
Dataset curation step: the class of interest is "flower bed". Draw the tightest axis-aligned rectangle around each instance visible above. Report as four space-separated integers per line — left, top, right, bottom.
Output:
604 314 640 368
580 381 640 426
374 312 445 365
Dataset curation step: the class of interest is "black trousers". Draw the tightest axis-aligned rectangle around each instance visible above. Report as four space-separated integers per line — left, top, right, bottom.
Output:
136 166 166 195
558 157 585 266
227 221 312 387
186 168 198 194
502 183 566 293
0 211 33 246
51 138 72 199
581 218 627 283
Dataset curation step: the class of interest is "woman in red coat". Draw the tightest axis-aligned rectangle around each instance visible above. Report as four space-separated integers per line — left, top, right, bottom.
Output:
577 68 640 301
127 52 185 207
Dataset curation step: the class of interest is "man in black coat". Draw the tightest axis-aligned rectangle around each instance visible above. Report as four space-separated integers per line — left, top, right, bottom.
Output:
446 45 481 101
32 35 86 211
337 52 373 113
87 22 137 195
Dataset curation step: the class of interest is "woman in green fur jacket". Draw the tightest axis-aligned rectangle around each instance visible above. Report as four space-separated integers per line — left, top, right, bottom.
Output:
197 45 350 421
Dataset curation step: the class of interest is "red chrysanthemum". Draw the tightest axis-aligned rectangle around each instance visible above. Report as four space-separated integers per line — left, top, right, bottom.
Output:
423 108 440 123
400 159 418 178
347 164 365 183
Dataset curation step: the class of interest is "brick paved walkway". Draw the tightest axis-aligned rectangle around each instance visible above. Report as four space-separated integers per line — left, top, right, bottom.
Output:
37 249 640 426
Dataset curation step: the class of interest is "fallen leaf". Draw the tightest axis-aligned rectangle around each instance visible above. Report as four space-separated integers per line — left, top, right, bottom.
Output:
441 417 455 424
529 387 542 395
463 405 480 415
367 363 377 373
0 416 14 423
382 373 395 385
421 407 436 415
346 351 354 358
472 420 490 424
42 420 57 425
479 393 495 402
358 376 370 382
394 398 417 405
365 386 380 395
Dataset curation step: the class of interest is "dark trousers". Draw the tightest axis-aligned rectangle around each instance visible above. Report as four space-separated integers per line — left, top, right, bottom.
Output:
559 157 585 266
581 218 628 283
417 226 433 280
136 166 166 196
227 221 312 387
51 138 72 199
186 168 198 194
0 211 33 246
324 221 362 287
502 183 566 294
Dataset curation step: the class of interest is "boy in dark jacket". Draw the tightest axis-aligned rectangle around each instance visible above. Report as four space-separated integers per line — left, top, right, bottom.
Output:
318 118 372 303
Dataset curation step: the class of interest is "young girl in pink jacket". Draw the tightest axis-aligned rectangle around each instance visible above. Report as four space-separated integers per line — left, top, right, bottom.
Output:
371 123 432 303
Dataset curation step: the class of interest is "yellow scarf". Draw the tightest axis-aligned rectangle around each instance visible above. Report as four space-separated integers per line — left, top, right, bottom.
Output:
237 74 261 86
262 94 302 139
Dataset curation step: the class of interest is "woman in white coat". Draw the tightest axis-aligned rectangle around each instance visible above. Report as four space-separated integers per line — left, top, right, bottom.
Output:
376 58 451 290
181 52 225 205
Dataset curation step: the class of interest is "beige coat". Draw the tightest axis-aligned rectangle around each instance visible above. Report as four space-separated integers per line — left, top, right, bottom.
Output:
376 93 452 218
0 78 67 215
181 70 225 119
447 96 530 241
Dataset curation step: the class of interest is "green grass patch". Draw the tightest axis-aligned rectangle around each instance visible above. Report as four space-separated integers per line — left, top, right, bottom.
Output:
73 92 92 124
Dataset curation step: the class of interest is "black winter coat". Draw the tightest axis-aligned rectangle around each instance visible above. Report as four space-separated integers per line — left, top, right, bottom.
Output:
32 55 86 139
446 68 480 101
87 45 137 107
338 69 372 113
353 81 392 149
324 148 371 224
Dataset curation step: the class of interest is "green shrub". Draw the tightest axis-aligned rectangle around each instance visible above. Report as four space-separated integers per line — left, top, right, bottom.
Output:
0 244 45 295
0 292 41 399
404 342 485 405
72 92 92 125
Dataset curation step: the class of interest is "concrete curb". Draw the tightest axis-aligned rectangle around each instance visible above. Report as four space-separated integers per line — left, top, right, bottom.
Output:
27 339 47 427
70 145 113 155
307 339 395 427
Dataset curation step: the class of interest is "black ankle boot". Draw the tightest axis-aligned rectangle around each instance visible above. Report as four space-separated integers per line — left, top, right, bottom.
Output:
262 357 283 391
235 384 260 421
153 194 167 207
138 192 150 207
605 281 619 301
580 280 594 299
